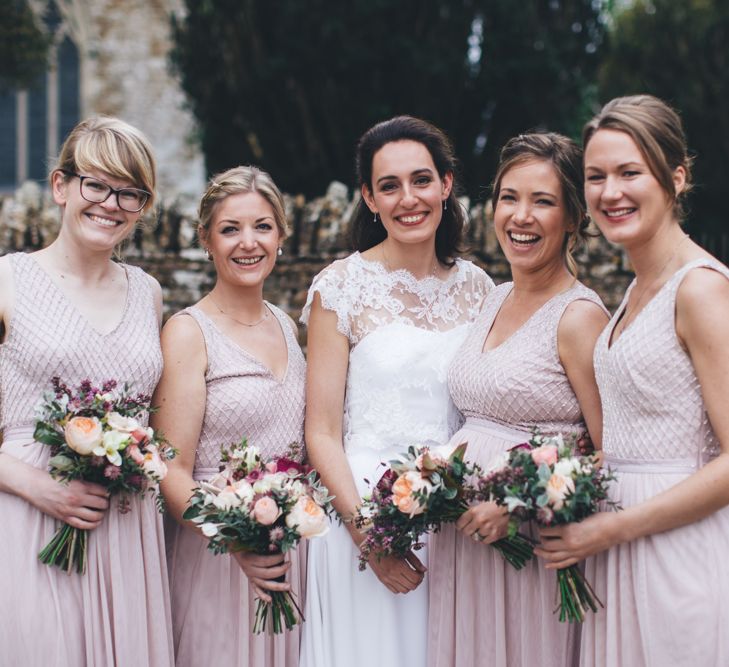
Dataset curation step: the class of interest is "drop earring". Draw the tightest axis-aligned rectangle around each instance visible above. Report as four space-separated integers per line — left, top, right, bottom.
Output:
205 248 213 261
277 247 283 256
443 199 447 211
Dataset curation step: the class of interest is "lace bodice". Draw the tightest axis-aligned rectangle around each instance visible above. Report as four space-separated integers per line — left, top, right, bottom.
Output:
302 253 493 452
595 259 729 464
301 252 492 347
448 281 606 435
0 252 162 431
178 305 306 479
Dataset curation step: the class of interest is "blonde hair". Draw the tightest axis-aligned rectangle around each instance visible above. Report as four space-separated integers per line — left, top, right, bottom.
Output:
492 132 588 276
583 94 693 220
198 165 289 240
51 116 157 211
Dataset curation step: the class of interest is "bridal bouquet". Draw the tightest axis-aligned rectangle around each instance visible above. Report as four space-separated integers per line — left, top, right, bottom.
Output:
354 444 534 572
33 377 176 574
476 433 618 622
183 439 334 634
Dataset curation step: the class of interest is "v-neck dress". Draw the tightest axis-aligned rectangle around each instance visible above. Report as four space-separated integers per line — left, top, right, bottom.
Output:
0 251 173 666
165 304 306 667
428 280 605 667
580 258 729 666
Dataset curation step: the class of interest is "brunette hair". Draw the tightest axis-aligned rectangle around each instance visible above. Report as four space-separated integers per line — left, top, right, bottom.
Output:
582 94 693 220
350 115 466 267
51 116 156 211
492 132 588 276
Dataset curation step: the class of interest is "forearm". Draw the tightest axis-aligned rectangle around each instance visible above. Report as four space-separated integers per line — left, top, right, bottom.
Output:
611 452 729 544
0 450 43 501
306 432 364 543
160 465 202 535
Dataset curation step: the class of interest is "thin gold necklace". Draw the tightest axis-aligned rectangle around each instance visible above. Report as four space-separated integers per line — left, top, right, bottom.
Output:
208 295 269 327
620 233 689 330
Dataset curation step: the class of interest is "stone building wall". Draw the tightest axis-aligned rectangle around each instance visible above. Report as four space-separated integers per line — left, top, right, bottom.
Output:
0 181 633 344
47 0 205 198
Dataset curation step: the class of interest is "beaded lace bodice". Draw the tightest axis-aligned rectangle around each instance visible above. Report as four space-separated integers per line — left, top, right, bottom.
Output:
179 304 306 478
0 252 162 431
448 281 606 435
302 253 493 451
594 259 729 464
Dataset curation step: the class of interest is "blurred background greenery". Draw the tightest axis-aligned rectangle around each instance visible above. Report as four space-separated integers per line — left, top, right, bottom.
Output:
2 0 727 257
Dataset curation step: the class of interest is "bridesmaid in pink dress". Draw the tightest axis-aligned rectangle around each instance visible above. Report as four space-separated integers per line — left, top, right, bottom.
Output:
537 95 729 665
428 133 609 667
152 166 306 667
0 117 173 665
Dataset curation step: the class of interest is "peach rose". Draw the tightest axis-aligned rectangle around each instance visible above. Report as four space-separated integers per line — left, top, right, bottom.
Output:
545 473 575 511
286 495 329 538
64 416 103 455
531 444 559 467
253 496 281 526
392 471 429 517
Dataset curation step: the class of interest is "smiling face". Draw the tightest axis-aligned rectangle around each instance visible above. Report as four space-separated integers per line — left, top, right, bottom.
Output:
584 129 685 248
203 191 281 289
52 169 141 252
493 159 572 274
362 140 452 248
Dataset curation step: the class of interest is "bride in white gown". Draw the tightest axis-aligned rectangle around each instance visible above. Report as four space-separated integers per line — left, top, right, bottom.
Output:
300 116 493 667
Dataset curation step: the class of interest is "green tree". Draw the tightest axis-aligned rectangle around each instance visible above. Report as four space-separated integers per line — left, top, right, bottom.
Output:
171 0 604 198
0 0 50 91
598 0 729 236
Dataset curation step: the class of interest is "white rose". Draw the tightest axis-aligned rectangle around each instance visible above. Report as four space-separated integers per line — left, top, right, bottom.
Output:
232 479 254 504
285 495 329 538
252 478 272 495
106 411 140 433
213 487 243 511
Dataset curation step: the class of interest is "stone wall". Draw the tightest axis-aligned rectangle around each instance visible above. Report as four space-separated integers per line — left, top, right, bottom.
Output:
49 0 205 198
0 181 633 342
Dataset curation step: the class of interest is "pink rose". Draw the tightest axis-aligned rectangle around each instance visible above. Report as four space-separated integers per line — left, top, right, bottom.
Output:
531 444 559 467
253 496 281 526
127 443 145 465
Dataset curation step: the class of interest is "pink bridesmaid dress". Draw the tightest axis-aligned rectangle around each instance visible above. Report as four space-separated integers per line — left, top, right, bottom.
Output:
165 304 306 667
0 252 173 666
428 280 605 667
582 259 729 666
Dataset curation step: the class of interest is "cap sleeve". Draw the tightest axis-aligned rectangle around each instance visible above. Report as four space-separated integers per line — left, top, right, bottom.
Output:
300 260 353 341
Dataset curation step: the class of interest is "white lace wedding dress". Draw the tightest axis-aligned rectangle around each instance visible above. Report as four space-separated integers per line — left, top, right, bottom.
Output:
299 252 492 667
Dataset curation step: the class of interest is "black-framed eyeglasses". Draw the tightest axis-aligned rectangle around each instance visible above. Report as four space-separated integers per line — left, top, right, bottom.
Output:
62 170 151 213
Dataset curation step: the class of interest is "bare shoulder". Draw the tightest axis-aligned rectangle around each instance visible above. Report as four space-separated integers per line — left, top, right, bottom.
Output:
676 265 729 336
560 298 610 337
161 311 206 358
